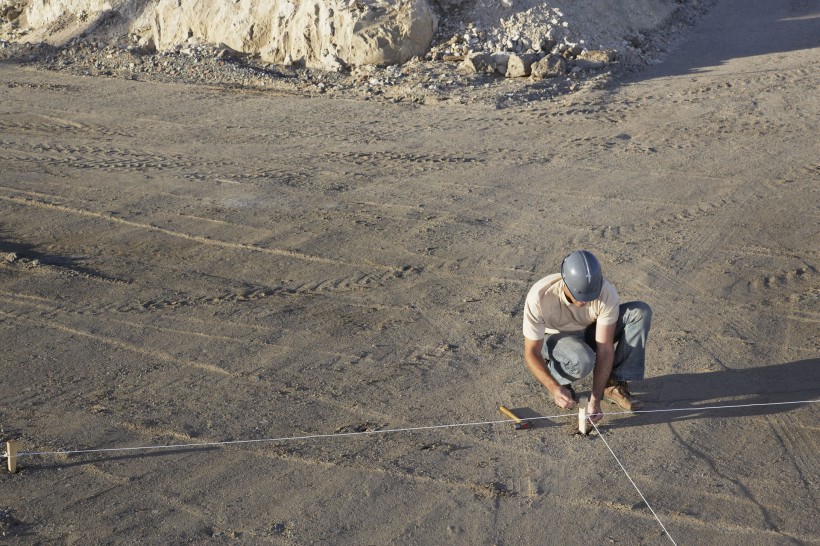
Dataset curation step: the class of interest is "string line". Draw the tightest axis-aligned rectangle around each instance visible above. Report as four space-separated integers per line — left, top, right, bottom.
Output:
12 414 572 457
590 419 677 545
607 399 816 417
6 398 818 459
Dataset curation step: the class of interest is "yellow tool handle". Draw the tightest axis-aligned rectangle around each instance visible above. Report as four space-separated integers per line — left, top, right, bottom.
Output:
499 405 523 423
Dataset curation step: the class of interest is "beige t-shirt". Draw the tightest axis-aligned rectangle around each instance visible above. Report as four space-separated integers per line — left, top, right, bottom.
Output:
522 273 620 340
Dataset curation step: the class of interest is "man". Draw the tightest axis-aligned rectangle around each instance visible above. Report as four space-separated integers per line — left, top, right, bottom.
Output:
522 250 651 423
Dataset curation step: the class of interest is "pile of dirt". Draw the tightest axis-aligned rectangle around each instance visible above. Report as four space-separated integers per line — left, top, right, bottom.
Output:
0 0 713 106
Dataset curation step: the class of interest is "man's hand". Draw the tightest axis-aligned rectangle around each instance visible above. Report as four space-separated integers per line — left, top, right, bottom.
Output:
588 398 603 424
552 386 577 409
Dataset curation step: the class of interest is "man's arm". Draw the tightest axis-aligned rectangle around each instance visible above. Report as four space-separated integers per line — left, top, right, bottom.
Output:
523 337 577 409
588 321 616 423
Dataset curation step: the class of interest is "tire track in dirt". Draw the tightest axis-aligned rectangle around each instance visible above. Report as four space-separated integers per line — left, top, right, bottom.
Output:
0 290 396 361
123 269 428 312
620 65 816 104
1 184 536 293
0 113 134 138
71 421 565 499
1 139 238 174
728 244 820 261
77 463 213 522
0 307 232 377
762 414 820 506
337 150 485 167
2 135 319 190
0 291 275 346
0 187 380 268
661 421 806 541
0 295 413 431
631 257 802 365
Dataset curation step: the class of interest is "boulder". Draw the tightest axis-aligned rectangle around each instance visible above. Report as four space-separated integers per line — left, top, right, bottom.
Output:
504 53 536 78
457 51 495 74
491 52 509 75
530 54 566 79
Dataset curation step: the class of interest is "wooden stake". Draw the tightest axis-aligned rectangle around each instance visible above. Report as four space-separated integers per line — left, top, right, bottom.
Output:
578 397 589 435
7 440 18 473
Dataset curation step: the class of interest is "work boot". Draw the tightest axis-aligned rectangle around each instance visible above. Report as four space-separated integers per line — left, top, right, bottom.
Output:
603 379 642 411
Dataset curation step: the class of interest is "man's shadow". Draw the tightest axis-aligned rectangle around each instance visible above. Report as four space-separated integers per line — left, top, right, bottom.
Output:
615 358 819 428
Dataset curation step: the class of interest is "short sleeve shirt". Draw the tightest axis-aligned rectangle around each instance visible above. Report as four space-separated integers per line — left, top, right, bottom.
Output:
522 273 620 340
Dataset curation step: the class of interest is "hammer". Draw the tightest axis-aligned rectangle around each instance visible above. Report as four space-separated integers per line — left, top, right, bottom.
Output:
499 405 532 430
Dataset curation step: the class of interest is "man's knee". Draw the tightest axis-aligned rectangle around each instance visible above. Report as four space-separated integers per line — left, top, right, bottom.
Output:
574 350 596 378
550 337 595 381
625 301 652 326
561 345 595 379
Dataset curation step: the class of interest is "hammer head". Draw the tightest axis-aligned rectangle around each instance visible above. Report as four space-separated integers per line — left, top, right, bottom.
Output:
514 421 532 430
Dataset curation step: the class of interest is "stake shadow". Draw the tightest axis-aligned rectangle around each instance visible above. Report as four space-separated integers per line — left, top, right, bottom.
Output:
15 445 222 473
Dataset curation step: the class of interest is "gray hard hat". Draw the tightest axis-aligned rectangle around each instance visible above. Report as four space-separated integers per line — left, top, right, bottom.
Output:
561 250 603 302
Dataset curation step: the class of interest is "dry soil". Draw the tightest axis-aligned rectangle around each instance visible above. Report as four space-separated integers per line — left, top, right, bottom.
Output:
0 0 818 544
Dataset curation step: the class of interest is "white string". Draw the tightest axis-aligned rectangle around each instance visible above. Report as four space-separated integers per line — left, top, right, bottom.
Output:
5 398 818 459
605 399 816 417
12 413 573 457
589 419 677 545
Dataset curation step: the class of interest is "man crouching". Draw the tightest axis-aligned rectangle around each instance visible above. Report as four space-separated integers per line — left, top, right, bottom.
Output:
522 250 652 423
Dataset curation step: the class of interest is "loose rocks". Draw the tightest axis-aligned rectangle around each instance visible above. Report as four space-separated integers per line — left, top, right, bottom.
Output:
504 53 536 78
531 54 566 79
457 52 495 75
0 0 715 106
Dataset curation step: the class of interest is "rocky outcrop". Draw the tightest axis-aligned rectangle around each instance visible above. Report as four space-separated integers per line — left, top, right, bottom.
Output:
2 0 146 43
151 0 437 70
1 0 703 75
1 0 437 69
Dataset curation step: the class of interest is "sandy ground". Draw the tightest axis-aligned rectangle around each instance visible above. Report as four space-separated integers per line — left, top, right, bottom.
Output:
1 0 818 543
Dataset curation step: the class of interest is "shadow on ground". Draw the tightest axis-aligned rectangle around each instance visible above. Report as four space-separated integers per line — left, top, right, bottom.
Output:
16 445 221 473
624 0 819 83
0 233 125 282
612 358 820 429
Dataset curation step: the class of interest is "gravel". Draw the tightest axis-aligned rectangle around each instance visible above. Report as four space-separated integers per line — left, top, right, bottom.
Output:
0 0 712 108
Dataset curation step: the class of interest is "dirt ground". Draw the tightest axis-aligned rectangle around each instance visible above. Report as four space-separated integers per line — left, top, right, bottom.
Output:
1 0 818 544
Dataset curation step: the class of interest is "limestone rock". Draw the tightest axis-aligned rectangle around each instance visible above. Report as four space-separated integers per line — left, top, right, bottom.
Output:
530 54 566 79
1 0 701 78
573 49 617 70
7 0 145 43
578 49 617 63
0 1 23 23
560 42 584 59
491 52 509 75
151 0 438 69
457 51 494 74
504 53 536 78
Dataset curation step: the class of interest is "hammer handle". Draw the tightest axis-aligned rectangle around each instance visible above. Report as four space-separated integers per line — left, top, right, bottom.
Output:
499 405 524 423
